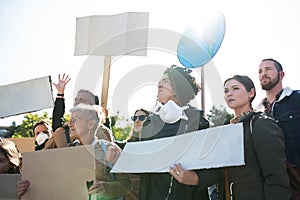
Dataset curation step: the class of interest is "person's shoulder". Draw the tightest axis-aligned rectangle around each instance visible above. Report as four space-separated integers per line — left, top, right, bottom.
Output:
251 111 280 134
280 88 300 102
251 112 284 142
185 105 201 115
53 126 68 136
99 124 111 132
292 90 300 96
282 87 300 97
253 111 273 122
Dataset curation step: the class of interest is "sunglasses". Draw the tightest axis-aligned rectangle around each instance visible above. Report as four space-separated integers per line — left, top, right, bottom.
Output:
131 115 147 122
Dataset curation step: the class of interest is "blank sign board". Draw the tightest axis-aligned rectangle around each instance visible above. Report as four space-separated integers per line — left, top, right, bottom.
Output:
75 12 149 56
0 76 54 118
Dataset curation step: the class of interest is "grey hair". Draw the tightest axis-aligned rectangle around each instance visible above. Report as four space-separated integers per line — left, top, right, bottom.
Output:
76 89 99 105
70 104 103 128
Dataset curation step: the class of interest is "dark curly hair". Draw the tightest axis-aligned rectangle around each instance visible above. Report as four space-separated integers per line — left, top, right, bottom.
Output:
164 65 201 106
0 138 21 173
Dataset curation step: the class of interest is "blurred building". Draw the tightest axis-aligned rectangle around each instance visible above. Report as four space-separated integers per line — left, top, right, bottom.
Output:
0 126 9 138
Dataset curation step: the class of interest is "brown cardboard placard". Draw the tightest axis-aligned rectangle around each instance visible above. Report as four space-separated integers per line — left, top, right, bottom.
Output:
0 174 21 200
21 145 96 200
7 137 34 153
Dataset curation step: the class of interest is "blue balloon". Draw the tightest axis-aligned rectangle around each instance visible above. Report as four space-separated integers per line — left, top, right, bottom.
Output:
177 11 226 68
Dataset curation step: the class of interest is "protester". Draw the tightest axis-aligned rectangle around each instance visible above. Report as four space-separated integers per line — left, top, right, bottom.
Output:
33 120 53 151
0 139 28 198
18 104 129 199
116 108 150 149
0 138 21 174
45 74 113 150
51 74 113 141
139 65 209 200
258 58 300 168
69 104 130 199
114 108 150 200
128 109 150 142
170 75 291 200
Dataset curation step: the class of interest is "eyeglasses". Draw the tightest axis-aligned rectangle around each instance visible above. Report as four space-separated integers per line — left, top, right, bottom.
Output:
131 115 147 122
69 118 82 124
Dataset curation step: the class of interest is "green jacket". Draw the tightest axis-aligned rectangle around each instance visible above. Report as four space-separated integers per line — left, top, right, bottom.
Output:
195 112 291 200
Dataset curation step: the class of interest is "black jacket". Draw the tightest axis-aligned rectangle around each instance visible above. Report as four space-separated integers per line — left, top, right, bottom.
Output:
195 112 291 200
139 106 209 200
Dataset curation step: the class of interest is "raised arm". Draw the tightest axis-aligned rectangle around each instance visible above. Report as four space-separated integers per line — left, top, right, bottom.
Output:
52 73 71 131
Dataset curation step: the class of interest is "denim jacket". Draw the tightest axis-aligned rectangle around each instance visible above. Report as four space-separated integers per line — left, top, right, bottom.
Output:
259 87 300 168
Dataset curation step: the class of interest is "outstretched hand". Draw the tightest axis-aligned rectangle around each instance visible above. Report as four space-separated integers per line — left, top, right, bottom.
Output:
170 163 199 185
52 73 71 94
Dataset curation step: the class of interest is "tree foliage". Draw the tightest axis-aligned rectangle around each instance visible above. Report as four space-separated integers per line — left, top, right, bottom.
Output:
207 106 234 126
7 110 131 140
110 113 132 141
9 112 51 138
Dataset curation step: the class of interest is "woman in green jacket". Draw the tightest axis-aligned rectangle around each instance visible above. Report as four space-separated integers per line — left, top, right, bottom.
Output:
170 75 291 200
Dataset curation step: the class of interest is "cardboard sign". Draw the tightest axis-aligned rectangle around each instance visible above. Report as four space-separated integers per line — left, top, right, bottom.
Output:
75 12 149 56
7 137 35 153
112 123 244 173
21 145 96 200
0 76 54 118
0 174 21 200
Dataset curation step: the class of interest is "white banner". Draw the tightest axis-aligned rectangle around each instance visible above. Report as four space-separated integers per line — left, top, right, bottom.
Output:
0 174 21 200
0 76 54 118
112 123 245 173
75 12 149 56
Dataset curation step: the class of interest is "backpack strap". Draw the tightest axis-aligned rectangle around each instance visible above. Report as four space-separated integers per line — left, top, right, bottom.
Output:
249 112 264 135
99 140 114 179
249 116 255 135
64 126 71 144
248 114 259 162
99 140 124 200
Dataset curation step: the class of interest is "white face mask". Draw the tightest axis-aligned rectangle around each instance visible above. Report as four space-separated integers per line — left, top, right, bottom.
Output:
36 132 49 145
153 100 188 123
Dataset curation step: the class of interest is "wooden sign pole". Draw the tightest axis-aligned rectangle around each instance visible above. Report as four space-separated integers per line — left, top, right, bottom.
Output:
201 66 205 115
101 56 111 110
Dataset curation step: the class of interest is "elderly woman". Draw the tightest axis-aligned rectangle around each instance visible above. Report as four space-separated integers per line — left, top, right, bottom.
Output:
139 65 209 200
44 105 113 150
69 104 131 199
170 75 291 200
18 104 130 199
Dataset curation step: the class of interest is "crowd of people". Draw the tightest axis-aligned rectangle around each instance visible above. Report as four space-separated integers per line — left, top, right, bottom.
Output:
1 58 299 200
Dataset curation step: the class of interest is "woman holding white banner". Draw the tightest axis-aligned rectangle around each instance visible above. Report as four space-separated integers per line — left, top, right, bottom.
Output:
170 75 291 200
138 65 209 200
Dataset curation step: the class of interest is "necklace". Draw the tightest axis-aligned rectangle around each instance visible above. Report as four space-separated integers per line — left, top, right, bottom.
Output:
230 110 253 124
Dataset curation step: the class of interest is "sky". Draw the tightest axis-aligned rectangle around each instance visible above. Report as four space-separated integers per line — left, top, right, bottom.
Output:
1 0 300 126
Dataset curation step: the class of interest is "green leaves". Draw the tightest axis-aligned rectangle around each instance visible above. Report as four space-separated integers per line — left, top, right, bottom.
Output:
207 106 233 126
